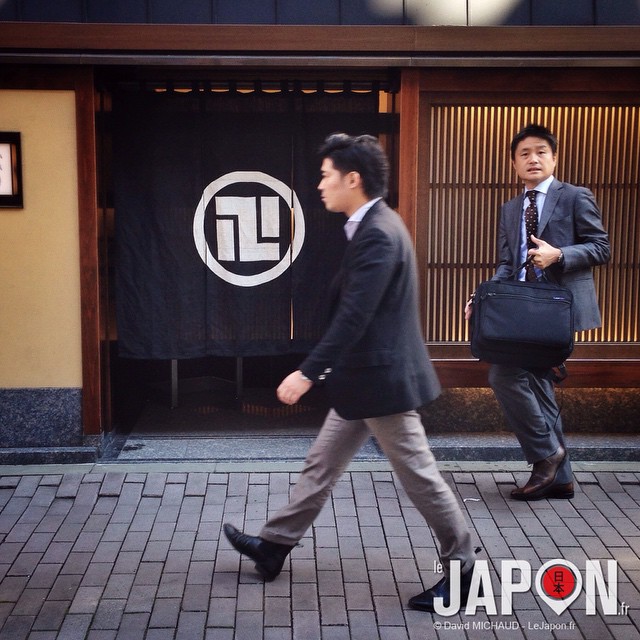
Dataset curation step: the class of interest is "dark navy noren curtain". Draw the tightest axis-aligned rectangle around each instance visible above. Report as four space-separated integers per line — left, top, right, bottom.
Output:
113 88 385 359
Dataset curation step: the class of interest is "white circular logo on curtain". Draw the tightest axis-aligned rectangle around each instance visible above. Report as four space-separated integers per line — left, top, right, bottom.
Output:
193 171 305 287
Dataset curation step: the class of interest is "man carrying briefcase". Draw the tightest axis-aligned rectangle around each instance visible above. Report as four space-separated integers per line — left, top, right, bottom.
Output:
466 124 610 501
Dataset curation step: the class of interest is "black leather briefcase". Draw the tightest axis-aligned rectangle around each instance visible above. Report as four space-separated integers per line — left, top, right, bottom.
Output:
470 278 574 370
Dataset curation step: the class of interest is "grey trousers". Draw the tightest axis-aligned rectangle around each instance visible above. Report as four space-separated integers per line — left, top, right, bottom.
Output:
260 408 476 575
489 364 572 484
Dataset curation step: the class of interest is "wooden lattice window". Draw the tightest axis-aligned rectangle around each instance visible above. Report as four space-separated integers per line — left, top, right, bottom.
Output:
422 104 640 345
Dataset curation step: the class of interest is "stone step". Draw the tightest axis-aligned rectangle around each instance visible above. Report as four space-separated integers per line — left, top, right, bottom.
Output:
99 432 640 464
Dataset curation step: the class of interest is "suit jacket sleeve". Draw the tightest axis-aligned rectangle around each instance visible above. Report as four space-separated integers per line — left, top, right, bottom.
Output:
494 202 516 280
556 187 610 271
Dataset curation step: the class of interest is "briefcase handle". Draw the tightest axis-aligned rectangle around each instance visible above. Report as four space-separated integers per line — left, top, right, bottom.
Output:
514 257 554 283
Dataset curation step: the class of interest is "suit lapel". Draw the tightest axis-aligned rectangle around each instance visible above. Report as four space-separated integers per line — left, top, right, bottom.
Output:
538 179 562 235
507 195 525 260
332 201 384 311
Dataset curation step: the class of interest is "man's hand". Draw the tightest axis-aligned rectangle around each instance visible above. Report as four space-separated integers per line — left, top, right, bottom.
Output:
277 370 313 405
464 297 474 321
528 235 563 270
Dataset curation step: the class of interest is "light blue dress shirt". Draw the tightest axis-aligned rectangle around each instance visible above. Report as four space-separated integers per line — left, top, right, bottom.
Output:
518 175 554 280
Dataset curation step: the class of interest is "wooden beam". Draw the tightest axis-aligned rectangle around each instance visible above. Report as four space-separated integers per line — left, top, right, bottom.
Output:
434 360 640 388
74 67 102 437
416 68 640 93
397 69 420 236
0 24 639 55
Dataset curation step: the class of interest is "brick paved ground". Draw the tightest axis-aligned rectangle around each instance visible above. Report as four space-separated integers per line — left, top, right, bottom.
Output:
0 463 639 640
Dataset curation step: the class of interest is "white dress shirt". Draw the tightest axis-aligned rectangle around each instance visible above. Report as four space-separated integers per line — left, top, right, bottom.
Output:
344 197 382 240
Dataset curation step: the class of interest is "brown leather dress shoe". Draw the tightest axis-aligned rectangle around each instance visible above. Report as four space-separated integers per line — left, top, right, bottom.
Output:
541 481 574 500
512 480 574 501
511 446 567 501
223 523 294 581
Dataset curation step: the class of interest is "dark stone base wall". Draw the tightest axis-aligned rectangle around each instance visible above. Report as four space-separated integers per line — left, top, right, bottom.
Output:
0 388 98 464
421 388 640 434
0 388 82 447
0 386 637 465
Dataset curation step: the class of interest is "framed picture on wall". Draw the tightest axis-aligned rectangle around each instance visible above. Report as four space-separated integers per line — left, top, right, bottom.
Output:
0 132 23 208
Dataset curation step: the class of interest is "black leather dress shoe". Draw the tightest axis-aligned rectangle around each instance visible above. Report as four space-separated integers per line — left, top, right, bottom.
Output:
223 523 294 581
511 446 566 500
408 565 476 612
512 481 574 501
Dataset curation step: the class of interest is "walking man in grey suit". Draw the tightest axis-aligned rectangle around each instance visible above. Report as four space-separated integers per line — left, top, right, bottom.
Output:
225 133 477 612
467 123 610 501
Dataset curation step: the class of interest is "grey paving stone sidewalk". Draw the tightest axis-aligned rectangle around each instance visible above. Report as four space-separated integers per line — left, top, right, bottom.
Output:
0 463 639 640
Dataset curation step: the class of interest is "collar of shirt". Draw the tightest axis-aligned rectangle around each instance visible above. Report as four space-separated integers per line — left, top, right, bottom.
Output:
344 197 382 240
521 175 554 213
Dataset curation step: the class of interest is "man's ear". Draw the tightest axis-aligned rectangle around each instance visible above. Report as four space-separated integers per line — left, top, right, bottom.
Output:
348 170 362 189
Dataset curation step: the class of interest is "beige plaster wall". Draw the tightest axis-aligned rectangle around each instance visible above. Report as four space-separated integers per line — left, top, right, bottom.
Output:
0 90 82 388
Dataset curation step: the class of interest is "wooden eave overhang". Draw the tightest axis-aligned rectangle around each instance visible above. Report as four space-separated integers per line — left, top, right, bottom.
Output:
0 23 639 67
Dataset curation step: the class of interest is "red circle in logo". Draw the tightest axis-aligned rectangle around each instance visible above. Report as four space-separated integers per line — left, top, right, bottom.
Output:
541 563 578 600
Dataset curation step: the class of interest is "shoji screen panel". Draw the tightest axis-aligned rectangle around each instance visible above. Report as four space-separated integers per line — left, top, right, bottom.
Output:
423 104 640 345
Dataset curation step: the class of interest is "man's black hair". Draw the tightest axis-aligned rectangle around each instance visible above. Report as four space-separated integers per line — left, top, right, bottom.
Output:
510 124 558 160
319 133 389 199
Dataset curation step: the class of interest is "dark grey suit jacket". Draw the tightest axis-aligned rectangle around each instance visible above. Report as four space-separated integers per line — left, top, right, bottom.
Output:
300 200 441 420
495 179 610 331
